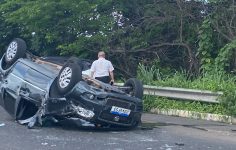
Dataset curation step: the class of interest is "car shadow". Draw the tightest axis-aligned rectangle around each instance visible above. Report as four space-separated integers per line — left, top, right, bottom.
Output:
41 118 136 132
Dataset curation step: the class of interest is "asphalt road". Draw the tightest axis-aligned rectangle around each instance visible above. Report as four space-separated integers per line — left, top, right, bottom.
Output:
0 107 236 150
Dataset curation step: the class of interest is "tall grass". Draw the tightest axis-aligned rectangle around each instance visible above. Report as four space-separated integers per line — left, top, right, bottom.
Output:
137 63 157 85
137 63 236 116
138 63 236 91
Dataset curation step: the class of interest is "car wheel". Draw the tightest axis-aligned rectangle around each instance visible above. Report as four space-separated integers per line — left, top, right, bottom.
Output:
131 121 141 128
4 38 26 66
124 78 143 99
57 60 82 95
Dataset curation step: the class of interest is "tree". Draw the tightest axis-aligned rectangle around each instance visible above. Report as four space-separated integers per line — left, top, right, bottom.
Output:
0 0 235 78
198 0 236 73
0 0 113 57
106 0 205 76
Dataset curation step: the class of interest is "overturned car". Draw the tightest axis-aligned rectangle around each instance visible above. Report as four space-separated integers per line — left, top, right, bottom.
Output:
0 38 143 129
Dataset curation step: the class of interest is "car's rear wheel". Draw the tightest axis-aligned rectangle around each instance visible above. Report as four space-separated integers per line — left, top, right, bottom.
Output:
4 38 26 66
57 59 82 95
124 78 143 99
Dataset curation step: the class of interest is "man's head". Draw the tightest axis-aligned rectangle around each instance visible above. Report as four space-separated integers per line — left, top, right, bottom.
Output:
98 51 105 58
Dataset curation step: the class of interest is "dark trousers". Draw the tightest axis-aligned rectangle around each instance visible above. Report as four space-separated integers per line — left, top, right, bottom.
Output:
95 76 110 83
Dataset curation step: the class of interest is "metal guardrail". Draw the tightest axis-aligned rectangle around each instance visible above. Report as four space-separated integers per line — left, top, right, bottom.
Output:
143 85 223 103
116 83 223 103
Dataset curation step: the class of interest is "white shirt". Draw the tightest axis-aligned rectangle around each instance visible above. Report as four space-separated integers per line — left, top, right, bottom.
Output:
90 57 114 78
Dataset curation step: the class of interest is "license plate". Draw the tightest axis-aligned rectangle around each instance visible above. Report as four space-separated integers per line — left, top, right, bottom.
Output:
110 106 131 117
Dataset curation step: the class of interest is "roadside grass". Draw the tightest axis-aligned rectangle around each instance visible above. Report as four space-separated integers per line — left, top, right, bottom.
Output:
153 71 236 92
137 63 236 116
143 96 227 115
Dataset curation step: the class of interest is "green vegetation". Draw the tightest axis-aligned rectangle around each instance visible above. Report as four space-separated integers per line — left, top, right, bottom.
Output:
137 62 236 91
144 96 227 115
1 0 235 77
138 64 236 116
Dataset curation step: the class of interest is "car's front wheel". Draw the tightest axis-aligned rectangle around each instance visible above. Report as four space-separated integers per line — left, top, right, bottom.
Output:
4 38 26 66
57 59 82 95
124 78 143 99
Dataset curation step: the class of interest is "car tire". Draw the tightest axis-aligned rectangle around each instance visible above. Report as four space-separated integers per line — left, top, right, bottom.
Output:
124 78 143 99
131 121 141 128
57 59 82 95
4 38 26 66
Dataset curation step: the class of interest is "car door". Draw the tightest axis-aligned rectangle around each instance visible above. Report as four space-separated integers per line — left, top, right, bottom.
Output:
1 62 29 116
22 67 51 105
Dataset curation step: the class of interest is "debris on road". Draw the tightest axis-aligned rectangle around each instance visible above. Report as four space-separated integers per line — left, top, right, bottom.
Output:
41 142 48 146
175 142 185 146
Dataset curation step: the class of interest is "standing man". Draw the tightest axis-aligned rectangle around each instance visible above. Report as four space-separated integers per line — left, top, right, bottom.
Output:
90 51 114 84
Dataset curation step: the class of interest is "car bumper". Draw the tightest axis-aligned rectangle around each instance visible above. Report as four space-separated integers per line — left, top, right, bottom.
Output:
46 82 143 127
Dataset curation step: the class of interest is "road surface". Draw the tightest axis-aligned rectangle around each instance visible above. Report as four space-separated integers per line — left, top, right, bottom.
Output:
0 107 236 150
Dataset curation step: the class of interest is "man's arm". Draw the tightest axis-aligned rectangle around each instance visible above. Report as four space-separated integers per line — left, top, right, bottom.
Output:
108 61 114 84
90 61 96 78
109 71 114 83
